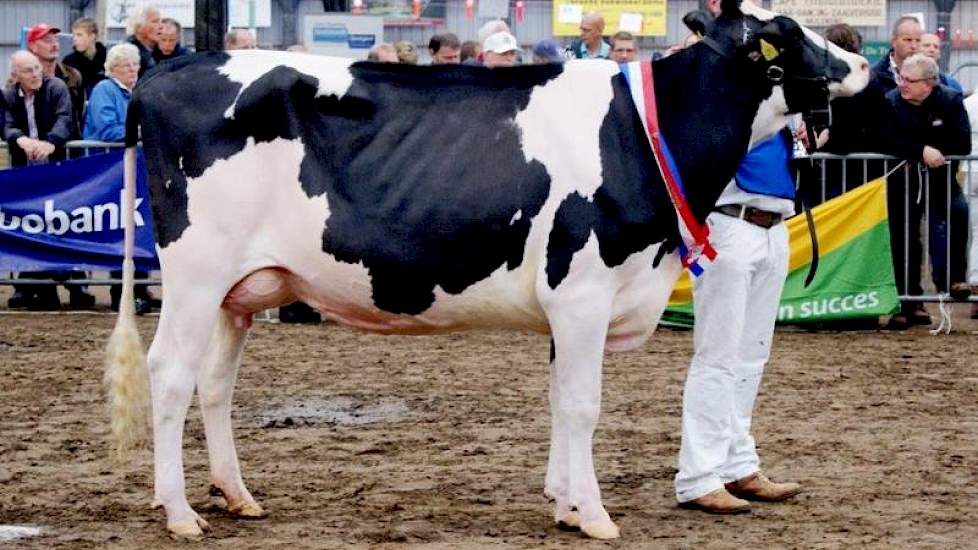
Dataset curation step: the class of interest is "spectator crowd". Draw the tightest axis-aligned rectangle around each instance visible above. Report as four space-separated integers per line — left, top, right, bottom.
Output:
1 5 976 327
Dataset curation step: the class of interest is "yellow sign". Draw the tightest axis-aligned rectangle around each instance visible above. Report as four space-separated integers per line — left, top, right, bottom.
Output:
552 0 667 37
770 0 887 27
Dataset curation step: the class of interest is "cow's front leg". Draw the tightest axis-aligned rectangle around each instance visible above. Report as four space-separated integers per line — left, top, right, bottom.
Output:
546 300 619 540
198 309 266 520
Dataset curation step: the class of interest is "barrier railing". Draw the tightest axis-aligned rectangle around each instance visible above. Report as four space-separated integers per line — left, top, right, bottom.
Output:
3 146 976 309
797 152 977 304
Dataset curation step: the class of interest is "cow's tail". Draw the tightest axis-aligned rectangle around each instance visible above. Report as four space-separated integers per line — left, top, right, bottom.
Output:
103 141 152 462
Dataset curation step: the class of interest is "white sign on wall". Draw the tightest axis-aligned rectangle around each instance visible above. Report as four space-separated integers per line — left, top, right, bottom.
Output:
105 0 195 29
229 0 272 28
771 0 887 27
303 14 384 59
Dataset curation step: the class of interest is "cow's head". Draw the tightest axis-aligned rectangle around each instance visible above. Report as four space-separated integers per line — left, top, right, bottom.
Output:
710 0 869 139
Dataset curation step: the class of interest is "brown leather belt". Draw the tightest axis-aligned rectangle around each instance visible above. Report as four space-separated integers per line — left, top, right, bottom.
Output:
715 204 783 229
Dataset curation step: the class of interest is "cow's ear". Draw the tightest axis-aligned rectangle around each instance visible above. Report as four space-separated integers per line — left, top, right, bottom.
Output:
719 0 742 18
750 19 789 62
682 10 713 37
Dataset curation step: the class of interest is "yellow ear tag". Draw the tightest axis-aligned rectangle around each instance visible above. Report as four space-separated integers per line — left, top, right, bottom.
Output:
760 39 779 61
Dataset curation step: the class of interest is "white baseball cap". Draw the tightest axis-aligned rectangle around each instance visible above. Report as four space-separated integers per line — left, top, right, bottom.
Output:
483 31 519 54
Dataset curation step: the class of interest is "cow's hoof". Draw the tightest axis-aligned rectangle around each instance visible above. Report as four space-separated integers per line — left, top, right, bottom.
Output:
581 518 620 540
167 513 209 539
555 510 581 531
228 501 267 519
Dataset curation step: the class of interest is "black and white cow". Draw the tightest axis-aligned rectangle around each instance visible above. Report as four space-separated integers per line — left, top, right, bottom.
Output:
105 0 868 539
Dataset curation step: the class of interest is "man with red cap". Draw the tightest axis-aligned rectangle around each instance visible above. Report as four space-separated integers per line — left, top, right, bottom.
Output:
26 23 85 140
22 24 94 309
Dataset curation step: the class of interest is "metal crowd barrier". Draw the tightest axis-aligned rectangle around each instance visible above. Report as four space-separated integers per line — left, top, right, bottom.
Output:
3 146 977 308
797 152 978 304
0 140 161 288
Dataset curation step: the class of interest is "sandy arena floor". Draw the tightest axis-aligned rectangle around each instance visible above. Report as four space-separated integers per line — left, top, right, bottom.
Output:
1 302 978 548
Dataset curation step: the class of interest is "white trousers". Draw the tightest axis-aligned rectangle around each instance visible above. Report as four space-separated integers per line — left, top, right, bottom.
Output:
675 212 789 502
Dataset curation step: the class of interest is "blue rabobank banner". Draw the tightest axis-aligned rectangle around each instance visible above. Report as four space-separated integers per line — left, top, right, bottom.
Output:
0 149 159 271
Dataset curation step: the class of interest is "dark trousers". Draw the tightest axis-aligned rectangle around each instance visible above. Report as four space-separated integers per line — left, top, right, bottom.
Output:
887 166 970 297
13 271 88 301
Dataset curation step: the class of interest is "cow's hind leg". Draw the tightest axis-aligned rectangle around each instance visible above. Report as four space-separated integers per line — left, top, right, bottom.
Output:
545 339 580 530
198 309 266 519
148 293 224 537
546 301 619 539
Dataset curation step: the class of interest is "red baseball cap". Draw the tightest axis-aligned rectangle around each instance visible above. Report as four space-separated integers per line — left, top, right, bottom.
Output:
26 24 60 44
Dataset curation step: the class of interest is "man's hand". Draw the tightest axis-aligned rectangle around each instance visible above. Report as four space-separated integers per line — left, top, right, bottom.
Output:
793 122 829 151
15 137 56 161
15 136 39 159
922 145 946 168
33 141 55 160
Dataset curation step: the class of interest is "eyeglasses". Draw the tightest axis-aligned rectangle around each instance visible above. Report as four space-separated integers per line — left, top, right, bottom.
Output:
899 75 934 84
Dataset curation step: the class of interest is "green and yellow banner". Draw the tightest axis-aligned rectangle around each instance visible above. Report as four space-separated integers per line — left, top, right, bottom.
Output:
663 178 900 327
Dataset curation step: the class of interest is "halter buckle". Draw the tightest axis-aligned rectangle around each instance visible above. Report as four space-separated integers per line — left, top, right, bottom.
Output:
766 65 785 83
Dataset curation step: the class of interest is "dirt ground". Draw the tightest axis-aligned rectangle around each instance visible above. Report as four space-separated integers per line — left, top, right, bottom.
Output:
2 301 978 549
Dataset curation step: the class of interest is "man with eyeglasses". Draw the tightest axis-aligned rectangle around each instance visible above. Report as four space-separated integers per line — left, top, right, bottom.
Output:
3 50 76 311
882 53 972 328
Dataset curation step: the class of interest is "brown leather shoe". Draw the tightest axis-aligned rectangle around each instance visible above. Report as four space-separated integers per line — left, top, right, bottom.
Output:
725 472 801 502
678 488 750 514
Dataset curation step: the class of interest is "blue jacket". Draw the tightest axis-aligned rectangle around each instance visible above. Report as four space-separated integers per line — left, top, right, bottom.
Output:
82 78 130 142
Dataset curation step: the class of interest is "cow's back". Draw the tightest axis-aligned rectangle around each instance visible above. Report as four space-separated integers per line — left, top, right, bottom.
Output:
134 52 676 333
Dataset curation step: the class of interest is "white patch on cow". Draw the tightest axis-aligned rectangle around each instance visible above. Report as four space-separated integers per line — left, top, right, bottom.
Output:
515 60 618 201
160 137 360 303
218 50 356 119
0 525 42 541
739 0 776 21
800 25 870 96
750 86 788 147
510 209 522 225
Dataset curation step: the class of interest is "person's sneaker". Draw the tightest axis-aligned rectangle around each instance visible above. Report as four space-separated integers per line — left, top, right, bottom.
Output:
134 297 152 316
908 304 932 325
949 282 972 301
884 313 910 330
279 302 321 324
68 290 96 309
28 295 62 311
7 291 30 309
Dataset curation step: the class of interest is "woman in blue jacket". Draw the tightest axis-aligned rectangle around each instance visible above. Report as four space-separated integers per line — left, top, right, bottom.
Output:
82 42 139 142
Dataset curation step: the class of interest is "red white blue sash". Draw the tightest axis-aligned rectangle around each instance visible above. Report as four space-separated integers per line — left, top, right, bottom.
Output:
619 61 716 276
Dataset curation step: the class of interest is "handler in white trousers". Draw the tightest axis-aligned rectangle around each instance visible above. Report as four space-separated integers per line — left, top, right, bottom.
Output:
676 127 803 514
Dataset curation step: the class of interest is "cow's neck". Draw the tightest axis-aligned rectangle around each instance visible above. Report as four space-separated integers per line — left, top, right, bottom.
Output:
650 45 777 223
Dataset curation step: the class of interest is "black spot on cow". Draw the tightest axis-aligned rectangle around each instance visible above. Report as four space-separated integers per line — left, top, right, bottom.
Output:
546 71 678 289
315 64 561 313
133 56 563 314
